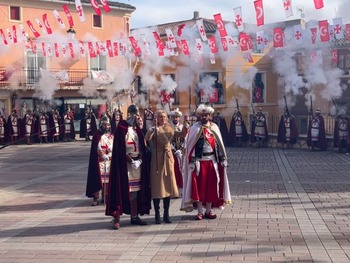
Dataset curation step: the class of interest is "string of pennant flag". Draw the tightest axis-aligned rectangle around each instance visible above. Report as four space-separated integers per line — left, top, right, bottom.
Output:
0 0 345 64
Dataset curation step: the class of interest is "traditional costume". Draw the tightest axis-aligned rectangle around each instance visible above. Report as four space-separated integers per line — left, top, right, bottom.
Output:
277 109 299 148
307 108 327 151
251 108 269 147
79 107 97 141
229 110 248 147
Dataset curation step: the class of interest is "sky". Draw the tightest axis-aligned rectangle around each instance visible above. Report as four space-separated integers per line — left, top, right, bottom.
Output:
114 0 349 29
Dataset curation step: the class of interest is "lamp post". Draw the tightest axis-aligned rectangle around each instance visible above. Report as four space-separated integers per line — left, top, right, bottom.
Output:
66 27 76 40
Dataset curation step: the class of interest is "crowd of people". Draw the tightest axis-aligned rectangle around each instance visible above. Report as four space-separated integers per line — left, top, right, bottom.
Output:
86 103 232 229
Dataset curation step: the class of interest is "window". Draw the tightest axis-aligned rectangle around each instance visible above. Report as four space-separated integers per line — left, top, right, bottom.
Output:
10 6 20 21
252 72 265 103
196 72 224 104
93 14 102 28
26 51 46 84
90 55 106 71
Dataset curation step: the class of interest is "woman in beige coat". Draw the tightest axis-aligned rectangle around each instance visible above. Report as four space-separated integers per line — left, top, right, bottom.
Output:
145 110 188 224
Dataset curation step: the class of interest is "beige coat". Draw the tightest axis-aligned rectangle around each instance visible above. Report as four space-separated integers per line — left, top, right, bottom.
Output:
145 123 187 199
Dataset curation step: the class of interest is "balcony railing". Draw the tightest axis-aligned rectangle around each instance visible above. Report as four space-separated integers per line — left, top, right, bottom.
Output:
0 68 90 89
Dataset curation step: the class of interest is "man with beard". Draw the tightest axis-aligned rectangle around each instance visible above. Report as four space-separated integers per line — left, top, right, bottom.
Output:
106 104 151 229
181 103 231 220
86 115 114 206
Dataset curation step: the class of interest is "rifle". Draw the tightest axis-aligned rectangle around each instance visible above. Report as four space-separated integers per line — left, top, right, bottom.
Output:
251 103 255 116
235 98 240 112
309 95 313 116
331 98 339 115
283 95 290 116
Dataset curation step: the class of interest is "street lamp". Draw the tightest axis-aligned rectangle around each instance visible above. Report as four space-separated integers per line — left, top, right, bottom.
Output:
66 27 76 40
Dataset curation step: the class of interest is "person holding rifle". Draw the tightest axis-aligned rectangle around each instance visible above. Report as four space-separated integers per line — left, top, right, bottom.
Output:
307 108 327 151
333 109 350 153
251 107 268 148
229 99 248 147
145 109 188 224
277 99 299 149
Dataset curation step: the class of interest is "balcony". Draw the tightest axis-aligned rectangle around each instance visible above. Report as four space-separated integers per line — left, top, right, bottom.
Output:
0 68 91 90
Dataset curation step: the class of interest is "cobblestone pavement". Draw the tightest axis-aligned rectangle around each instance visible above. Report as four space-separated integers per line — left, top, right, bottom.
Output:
1 141 350 263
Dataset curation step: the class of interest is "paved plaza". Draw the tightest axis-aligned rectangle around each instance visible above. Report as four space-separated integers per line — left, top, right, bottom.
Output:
1 141 350 262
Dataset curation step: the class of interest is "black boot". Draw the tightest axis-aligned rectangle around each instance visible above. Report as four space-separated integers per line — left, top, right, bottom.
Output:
163 197 172 223
153 199 161 224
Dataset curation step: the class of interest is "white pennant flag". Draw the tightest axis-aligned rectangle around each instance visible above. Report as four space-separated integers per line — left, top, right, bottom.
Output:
282 0 293 18
210 53 215 64
333 17 343 40
79 41 86 57
165 28 177 48
91 70 114 85
195 38 203 54
233 6 244 32
293 24 303 45
54 70 70 82
19 24 28 44
256 30 264 50
75 0 86 23
46 43 53 57
196 19 208 41
53 10 66 29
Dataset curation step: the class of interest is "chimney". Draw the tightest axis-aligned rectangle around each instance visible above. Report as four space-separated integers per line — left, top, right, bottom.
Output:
193 11 199 19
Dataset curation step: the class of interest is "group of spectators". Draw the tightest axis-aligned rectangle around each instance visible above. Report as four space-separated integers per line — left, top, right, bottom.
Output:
86 103 232 229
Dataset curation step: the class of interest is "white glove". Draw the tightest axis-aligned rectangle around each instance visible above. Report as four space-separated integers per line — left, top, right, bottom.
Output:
189 162 195 171
131 159 142 170
195 160 200 175
220 160 227 168
102 154 109 161
107 146 113 152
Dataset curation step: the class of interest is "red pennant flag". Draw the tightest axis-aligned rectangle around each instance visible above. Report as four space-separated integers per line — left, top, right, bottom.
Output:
42 14 52 34
177 24 185 36
318 20 329 42
42 42 47 57
100 0 111 13
153 31 165 49
54 43 60 57
26 20 40 38
95 42 101 55
113 42 118 56
68 43 75 58
30 41 38 53
63 5 74 27
213 13 227 37
273 27 284 47
254 0 264 26
181 40 190 55
331 49 338 64
129 36 142 57
239 32 248 51
106 40 113 57
209 36 218 53
90 0 101 15
88 42 97 58
0 29 8 45
12 25 17 43
310 28 317 44
313 0 324 9
346 24 350 41
221 37 228 51
246 35 253 50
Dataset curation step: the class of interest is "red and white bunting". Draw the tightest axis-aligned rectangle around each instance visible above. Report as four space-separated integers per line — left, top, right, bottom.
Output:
329 25 334 38
153 31 165 49
75 0 86 22
210 53 215 64
254 0 264 26
213 13 227 37
227 36 239 48
106 40 113 57
79 41 86 57
331 49 338 64
6 28 13 43
30 41 38 53
177 24 185 37
233 6 244 32
256 30 264 50
42 14 52 34
196 19 207 42
333 18 343 40
165 41 175 56
181 39 190 55
42 42 47 56
221 37 228 51
12 25 17 44
54 43 60 57
34 18 46 35
310 50 323 64
61 43 67 57
142 37 151 56
293 24 303 45
209 36 218 53
273 27 284 48
99 41 107 55
47 43 53 57
100 0 111 13
310 27 317 44
88 42 96 58
282 0 293 18
90 0 101 16
165 28 177 48
263 34 269 48
0 29 8 45
129 36 141 57
239 32 248 51
195 38 203 55
246 35 253 50
112 42 118 56
95 42 101 55
53 10 66 29
242 53 254 63
63 5 74 27
157 44 165 56
313 0 324 10
68 43 75 58
26 20 40 38
319 20 330 42
19 24 27 44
